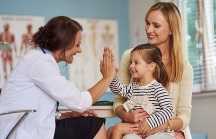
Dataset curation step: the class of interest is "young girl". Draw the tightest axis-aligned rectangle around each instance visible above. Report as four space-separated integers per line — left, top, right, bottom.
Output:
109 43 174 139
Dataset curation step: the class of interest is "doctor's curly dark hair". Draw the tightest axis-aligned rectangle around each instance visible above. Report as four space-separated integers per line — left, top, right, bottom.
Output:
33 16 82 51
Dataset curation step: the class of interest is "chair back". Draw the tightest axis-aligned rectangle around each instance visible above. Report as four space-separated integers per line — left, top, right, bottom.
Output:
0 110 36 139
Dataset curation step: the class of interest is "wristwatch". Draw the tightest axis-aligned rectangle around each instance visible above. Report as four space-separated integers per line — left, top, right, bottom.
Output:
56 112 62 119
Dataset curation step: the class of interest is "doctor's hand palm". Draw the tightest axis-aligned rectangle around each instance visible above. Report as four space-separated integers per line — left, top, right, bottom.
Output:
100 48 116 81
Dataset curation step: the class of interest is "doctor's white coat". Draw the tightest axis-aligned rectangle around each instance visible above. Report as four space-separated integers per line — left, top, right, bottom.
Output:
0 49 93 139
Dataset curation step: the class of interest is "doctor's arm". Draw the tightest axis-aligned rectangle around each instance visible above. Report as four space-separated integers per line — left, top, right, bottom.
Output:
88 48 116 103
29 48 115 112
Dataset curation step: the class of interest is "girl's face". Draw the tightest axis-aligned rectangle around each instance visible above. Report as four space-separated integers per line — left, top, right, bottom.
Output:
129 51 153 81
145 10 171 46
63 31 82 63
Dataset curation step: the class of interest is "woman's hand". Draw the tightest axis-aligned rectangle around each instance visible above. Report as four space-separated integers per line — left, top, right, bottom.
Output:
145 123 167 136
80 109 97 117
100 48 116 81
138 120 151 135
112 123 139 136
60 111 82 119
109 123 139 139
60 109 97 119
122 108 149 123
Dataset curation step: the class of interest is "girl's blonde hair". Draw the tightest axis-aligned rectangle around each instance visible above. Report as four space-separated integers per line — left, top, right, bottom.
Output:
145 2 184 82
131 44 169 87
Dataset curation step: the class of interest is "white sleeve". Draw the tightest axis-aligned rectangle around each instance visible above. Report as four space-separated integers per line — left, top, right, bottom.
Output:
176 62 193 129
28 58 92 112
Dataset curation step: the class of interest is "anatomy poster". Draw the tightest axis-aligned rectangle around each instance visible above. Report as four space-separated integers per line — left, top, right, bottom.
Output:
0 15 44 87
68 19 119 90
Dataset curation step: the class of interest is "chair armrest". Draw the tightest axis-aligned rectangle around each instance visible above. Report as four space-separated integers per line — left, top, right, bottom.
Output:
0 109 36 139
0 109 36 116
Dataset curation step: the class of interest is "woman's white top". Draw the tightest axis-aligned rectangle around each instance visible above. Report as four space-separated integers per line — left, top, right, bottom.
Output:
0 48 93 139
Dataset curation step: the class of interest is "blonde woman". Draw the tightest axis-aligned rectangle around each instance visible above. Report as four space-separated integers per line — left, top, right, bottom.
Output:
113 2 193 139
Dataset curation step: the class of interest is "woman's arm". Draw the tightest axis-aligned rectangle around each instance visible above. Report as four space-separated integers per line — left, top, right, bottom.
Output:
109 123 139 139
145 117 183 136
175 62 193 129
59 109 97 119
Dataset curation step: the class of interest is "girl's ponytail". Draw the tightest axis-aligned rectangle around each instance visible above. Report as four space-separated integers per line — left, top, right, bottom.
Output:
154 61 169 87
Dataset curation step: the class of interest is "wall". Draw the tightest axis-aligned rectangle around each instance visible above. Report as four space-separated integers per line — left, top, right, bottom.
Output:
128 0 156 47
0 0 129 56
190 93 216 139
0 0 129 78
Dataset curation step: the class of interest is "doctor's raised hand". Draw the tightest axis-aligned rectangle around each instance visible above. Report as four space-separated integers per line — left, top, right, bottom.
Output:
61 47 115 118
88 47 115 103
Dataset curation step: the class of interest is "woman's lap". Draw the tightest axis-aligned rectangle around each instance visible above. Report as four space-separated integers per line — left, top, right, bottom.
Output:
146 132 175 139
123 132 175 139
54 117 105 139
122 133 142 139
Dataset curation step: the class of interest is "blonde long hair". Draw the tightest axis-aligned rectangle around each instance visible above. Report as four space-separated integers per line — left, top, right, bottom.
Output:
145 2 184 82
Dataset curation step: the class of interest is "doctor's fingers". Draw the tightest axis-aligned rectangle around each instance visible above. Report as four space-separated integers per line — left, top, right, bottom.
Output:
86 109 97 116
103 48 113 65
102 48 115 78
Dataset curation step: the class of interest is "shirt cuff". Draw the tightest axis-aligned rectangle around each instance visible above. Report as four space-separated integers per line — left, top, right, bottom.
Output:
80 91 93 111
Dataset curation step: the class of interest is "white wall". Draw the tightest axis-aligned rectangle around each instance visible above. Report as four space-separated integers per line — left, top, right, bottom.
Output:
128 0 156 47
128 0 178 47
190 93 216 139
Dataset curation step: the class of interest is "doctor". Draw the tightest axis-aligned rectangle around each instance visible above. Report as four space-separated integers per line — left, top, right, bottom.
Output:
0 16 115 139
